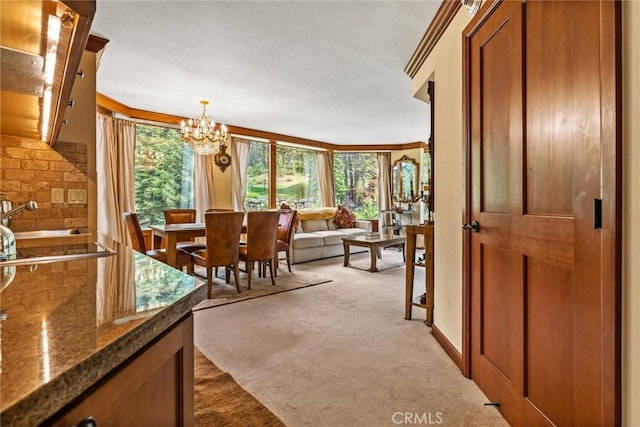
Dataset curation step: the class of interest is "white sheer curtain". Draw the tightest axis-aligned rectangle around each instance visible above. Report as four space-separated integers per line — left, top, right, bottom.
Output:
97 113 136 244
377 152 393 225
193 154 216 222
231 137 251 211
317 150 336 207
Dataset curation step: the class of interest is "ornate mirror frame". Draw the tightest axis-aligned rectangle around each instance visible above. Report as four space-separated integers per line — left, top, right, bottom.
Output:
392 155 420 203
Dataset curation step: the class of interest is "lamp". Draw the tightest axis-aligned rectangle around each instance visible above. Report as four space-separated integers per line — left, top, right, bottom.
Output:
180 100 232 171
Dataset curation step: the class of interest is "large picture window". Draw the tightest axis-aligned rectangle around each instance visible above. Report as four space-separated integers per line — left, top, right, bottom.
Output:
334 152 378 219
134 124 194 225
245 139 269 211
276 145 319 209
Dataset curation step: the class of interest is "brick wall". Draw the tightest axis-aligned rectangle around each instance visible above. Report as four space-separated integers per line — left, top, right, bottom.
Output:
0 135 89 232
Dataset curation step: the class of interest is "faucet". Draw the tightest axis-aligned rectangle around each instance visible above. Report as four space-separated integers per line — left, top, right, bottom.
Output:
0 201 38 260
0 200 38 221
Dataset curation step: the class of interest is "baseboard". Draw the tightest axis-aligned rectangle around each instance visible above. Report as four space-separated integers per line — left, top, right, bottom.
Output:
431 324 463 372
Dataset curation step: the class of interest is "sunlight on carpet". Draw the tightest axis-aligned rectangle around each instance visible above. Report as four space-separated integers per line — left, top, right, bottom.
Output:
194 347 285 426
192 267 332 311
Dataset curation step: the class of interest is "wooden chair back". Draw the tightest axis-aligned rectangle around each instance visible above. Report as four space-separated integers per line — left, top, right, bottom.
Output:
123 212 146 253
277 209 297 244
164 208 197 224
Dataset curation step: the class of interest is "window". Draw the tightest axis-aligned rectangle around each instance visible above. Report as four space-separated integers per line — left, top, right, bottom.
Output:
276 145 319 209
334 152 378 219
134 124 194 226
245 139 269 211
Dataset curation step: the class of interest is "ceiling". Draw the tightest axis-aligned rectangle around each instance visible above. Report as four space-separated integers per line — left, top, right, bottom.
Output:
90 1 439 146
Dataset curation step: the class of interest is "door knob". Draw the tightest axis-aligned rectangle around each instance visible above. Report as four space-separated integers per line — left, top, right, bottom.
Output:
462 220 480 232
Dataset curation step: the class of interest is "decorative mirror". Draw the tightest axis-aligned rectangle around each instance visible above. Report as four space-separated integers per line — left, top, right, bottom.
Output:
392 155 420 203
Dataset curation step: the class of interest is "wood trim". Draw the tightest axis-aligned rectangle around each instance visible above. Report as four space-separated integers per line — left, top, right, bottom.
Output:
599 0 622 424
96 93 426 152
268 140 277 208
431 324 463 372
405 0 462 79
460 0 501 381
85 34 109 53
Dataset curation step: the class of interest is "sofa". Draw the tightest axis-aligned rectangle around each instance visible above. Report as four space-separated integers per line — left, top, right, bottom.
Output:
290 207 373 264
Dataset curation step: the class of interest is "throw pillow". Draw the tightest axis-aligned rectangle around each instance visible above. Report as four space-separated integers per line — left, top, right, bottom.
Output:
333 205 356 228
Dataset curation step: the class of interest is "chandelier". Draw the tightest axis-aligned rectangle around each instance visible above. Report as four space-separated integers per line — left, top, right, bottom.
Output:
180 100 232 171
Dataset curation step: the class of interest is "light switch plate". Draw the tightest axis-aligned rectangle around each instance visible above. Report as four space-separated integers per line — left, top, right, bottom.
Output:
68 189 87 204
52 188 64 204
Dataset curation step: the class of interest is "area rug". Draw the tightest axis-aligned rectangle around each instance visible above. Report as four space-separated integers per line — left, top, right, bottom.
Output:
192 267 332 311
194 347 285 426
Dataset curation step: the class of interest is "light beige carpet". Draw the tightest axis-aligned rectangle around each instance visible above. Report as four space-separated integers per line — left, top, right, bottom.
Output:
192 267 332 311
194 347 285 426
194 251 509 427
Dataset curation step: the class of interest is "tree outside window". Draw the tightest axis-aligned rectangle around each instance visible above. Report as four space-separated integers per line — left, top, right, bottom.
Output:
245 140 269 211
134 124 194 226
276 145 319 209
334 152 378 219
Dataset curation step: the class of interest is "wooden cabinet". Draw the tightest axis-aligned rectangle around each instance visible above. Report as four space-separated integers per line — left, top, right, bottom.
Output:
404 224 434 326
49 315 195 427
57 49 97 145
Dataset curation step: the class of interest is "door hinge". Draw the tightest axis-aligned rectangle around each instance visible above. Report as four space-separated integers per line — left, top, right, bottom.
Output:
594 198 602 229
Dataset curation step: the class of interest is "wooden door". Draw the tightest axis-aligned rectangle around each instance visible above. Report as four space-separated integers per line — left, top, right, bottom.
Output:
464 0 620 425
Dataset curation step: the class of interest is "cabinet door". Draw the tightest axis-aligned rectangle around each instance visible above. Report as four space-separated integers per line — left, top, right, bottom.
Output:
50 315 194 427
57 51 96 145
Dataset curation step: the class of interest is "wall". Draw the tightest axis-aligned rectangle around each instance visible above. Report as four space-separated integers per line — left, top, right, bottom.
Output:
410 1 639 424
622 1 639 424
410 8 473 353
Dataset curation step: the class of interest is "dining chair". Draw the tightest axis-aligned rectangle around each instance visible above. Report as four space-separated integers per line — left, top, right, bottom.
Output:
191 211 245 297
123 212 193 273
275 209 297 275
164 208 206 253
239 211 280 290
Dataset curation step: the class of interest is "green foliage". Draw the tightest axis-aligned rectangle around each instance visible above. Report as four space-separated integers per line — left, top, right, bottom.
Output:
334 152 378 219
135 125 193 225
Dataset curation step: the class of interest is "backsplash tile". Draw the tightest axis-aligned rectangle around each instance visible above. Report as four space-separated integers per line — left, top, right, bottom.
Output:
0 135 88 232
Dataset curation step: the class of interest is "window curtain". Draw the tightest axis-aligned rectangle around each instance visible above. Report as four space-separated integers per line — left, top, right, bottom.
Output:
231 137 251 211
377 152 392 224
193 154 216 222
317 150 336 207
97 113 136 244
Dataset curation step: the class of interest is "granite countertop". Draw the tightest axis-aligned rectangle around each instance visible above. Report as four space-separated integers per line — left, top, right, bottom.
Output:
0 238 206 426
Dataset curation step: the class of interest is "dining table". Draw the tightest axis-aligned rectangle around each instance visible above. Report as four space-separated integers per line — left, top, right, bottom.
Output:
149 223 206 267
149 221 247 267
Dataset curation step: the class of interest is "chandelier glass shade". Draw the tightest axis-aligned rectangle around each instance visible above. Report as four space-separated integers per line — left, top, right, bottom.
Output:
180 100 230 157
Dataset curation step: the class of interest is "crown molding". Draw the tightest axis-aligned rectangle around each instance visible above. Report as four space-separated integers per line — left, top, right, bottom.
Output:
96 93 426 152
405 0 462 79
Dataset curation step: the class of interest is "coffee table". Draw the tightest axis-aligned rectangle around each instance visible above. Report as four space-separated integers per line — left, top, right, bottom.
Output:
342 234 406 272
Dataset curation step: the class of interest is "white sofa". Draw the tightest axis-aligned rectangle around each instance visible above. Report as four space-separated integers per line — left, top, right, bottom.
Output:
290 207 373 264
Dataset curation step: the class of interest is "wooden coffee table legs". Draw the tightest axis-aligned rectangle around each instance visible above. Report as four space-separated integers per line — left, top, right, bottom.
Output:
343 238 406 273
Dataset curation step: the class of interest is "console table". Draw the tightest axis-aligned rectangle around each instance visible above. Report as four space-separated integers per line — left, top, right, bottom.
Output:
405 223 434 326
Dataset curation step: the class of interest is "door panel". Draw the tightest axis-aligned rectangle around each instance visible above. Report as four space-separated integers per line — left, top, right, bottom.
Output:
526 257 575 426
480 244 513 378
465 0 618 425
